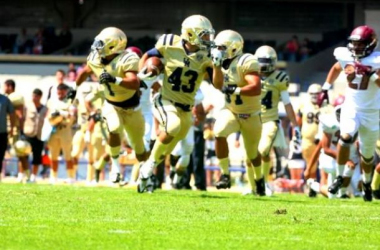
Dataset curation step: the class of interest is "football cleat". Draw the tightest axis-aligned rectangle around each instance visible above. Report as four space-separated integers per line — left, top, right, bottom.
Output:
255 178 266 196
137 178 148 193
308 188 317 198
216 174 231 189
373 189 380 200
110 172 121 183
339 194 350 199
95 169 101 183
328 176 343 194
362 182 372 202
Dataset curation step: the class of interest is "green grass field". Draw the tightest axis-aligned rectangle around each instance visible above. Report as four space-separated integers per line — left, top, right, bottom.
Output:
0 184 379 250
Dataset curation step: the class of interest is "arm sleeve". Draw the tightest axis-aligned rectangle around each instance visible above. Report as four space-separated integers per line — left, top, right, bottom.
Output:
280 91 291 105
147 48 163 58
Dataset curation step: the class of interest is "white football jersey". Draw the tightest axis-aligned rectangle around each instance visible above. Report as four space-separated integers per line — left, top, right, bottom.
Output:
334 47 380 110
317 113 340 146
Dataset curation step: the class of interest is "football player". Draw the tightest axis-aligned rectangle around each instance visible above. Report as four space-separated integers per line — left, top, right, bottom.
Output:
307 96 359 198
322 25 380 201
255 45 301 196
210 30 264 195
46 84 75 184
137 15 216 192
84 84 110 183
3 79 28 183
297 83 322 180
75 27 146 183
71 84 94 183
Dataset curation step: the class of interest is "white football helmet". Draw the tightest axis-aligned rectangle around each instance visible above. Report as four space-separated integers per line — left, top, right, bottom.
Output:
255 45 277 73
14 140 32 157
214 30 244 60
91 27 127 58
308 83 322 104
181 15 215 50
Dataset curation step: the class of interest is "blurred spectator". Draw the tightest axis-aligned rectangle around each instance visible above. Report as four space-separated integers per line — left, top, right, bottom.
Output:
23 88 47 183
46 69 66 103
0 93 15 180
58 23 72 49
284 35 299 62
66 69 77 83
299 38 313 61
204 121 218 187
46 84 74 184
13 28 33 54
33 27 45 54
4 80 28 183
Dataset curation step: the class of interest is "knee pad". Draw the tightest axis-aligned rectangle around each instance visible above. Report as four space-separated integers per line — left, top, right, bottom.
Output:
361 155 374 165
339 134 354 147
178 155 190 168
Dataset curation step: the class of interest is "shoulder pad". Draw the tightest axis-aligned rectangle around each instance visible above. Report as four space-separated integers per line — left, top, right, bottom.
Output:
273 70 290 84
87 51 99 63
156 34 179 47
118 51 139 64
238 53 255 66
333 47 351 60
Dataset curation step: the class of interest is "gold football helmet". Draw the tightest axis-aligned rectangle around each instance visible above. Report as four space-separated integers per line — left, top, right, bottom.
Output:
8 93 25 107
255 45 277 73
181 15 215 50
214 30 244 60
14 140 32 157
91 27 127 57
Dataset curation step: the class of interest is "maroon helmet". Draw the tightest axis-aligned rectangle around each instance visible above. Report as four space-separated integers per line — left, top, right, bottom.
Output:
347 25 377 58
126 46 143 58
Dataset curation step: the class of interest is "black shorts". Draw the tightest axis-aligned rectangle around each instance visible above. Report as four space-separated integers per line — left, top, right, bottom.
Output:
26 136 44 165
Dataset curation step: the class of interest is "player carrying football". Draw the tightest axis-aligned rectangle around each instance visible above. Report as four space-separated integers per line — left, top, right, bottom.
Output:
137 15 216 193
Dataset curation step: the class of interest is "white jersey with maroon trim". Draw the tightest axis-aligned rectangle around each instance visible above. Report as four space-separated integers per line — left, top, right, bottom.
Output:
334 47 380 110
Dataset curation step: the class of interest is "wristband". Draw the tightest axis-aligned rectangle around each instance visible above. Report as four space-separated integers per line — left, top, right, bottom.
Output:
322 82 331 90
233 87 241 95
115 77 122 85
370 73 379 83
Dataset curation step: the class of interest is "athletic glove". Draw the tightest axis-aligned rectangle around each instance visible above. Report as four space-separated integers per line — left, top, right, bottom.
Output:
211 48 223 67
137 66 156 81
222 85 240 95
99 71 116 84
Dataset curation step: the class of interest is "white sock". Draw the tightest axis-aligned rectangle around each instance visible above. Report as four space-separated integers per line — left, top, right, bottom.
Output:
111 157 120 173
362 172 372 184
336 164 345 176
343 166 354 178
30 174 36 181
339 187 347 196
310 181 320 193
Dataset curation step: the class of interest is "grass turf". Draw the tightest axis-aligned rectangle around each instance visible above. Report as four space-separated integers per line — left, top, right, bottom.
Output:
0 184 379 250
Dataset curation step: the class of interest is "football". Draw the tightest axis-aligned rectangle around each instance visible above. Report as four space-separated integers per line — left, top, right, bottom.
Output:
145 57 163 76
